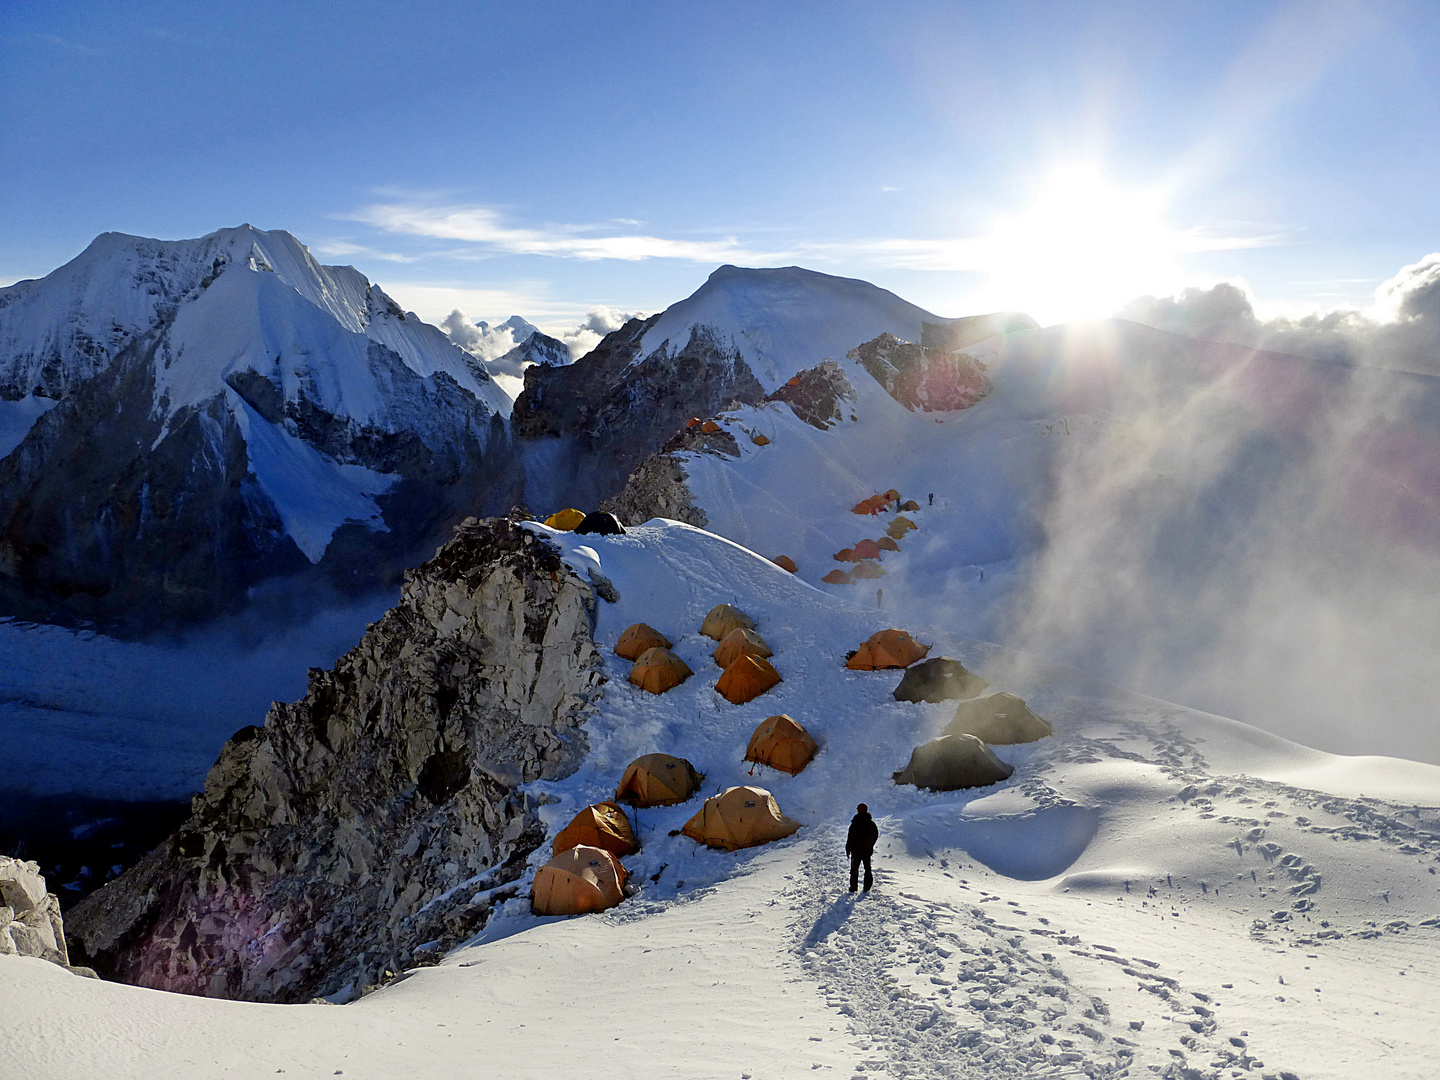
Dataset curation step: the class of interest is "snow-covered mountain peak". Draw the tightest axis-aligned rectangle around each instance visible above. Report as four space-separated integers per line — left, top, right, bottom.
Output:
637 264 943 392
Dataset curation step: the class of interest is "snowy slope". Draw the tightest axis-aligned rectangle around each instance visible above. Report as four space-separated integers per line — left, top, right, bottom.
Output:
637 264 941 392
0 225 507 415
670 319 1440 764
5 520 1438 1079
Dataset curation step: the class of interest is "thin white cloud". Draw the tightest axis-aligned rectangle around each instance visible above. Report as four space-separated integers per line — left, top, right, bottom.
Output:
352 202 778 264
312 239 421 264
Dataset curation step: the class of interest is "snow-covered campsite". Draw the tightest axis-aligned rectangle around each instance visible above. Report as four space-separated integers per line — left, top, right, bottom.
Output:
8 8 1440 1075
6 519 1439 1079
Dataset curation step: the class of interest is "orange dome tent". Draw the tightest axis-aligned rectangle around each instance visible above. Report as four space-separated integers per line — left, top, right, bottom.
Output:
701 419 722 433
821 569 853 585
716 653 782 704
543 507 586 531
629 647 692 694
686 417 703 430
553 801 640 858
744 715 818 775
615 753 704 807
681 786 801 851
900 499 920 512
616 622 672 661
833 547 862 563
701 603 757 640
712 627 772 669
846 628 929 670
854 539 882 559
772 554 797 572
531 844 628 915
751 432 771 446
850 561 885 579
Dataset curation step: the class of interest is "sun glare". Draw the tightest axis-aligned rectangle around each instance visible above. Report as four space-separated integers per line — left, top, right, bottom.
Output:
976 164 1189 325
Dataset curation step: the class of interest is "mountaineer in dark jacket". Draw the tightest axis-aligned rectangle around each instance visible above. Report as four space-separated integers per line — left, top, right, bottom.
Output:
846 803 879 892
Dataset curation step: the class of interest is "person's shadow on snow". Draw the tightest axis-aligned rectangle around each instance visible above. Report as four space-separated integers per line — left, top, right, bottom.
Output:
801 893 858 950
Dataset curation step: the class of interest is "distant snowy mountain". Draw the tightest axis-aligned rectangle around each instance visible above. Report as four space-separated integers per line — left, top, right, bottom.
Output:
0 226 516 628
512 264 945 510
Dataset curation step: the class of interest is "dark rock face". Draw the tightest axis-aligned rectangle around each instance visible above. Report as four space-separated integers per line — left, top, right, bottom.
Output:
66 517 604 1002
0 336 310 626
765 359 856 429
848 333 993 413
512 317 766 505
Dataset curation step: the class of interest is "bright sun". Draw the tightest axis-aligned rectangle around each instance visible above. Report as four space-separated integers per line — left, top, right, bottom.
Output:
975 164 1190 325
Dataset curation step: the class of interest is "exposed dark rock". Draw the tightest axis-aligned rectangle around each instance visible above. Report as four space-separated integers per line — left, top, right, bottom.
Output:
512 317 765 507
601 452 709 529
66 516 605 1002
764 359 856 429
848 333 993 413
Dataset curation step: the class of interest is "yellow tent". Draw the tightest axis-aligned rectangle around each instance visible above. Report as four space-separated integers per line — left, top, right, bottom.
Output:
552 801 640 858
629 647 693 694
885 516 917 540
701 603 757 640
544 508 586 531
744 715 818 775
716 653 782 704
712 627 772 669
616 622 672 661
615 753 704 807
681 786 802 851
945 693 1053 744
531 845 628 915
845 628 929 670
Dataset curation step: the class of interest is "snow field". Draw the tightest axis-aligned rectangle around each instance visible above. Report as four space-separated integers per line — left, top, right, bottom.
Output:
4 520 1439 1079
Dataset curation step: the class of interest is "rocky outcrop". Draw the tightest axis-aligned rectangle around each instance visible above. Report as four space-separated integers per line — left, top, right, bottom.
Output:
512 317 766 506
603 453 709 528
0 856 96 976
765 359 856 429
848 333 993 413
67 516 605 1002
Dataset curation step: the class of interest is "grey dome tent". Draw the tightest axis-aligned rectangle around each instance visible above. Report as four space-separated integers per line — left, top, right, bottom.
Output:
944 693 1052 745
575 511 626 535
892 657 989 703
893 734 1013 791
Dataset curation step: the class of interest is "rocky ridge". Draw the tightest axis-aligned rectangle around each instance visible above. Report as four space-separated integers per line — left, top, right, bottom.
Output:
0 856 96 976
67 516 605 1002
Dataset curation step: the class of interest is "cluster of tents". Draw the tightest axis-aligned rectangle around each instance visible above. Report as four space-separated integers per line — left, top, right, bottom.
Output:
844 627 1052 791
532 604 821 916
623 604 783 706
824 489 920 586
542 508 627 536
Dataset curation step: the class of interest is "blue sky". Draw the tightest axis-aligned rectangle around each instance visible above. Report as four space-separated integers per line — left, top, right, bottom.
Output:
3 0 1437 331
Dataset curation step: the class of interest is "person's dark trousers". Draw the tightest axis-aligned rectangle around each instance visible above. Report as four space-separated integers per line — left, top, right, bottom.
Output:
850 851 873 891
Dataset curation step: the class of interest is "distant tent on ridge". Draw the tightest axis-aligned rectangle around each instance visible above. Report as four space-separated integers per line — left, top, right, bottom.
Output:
616 622 672 661
822 569 854 585
833 547 863 563
716 654 782 704
531 845 628 915
772 554 797 572
745 715 818 775
945 693 1053 744
850 561 885 580
701 604 757 641
681 786 802 851
893 657 989 703
615 753 704 807
846 628 929 670
543 508 586 531
886 516 917 540
854 539 882 560
712 627 772 669
553 801 640 858
892 734 1013 791
575 511 625 535
629 647 692 695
